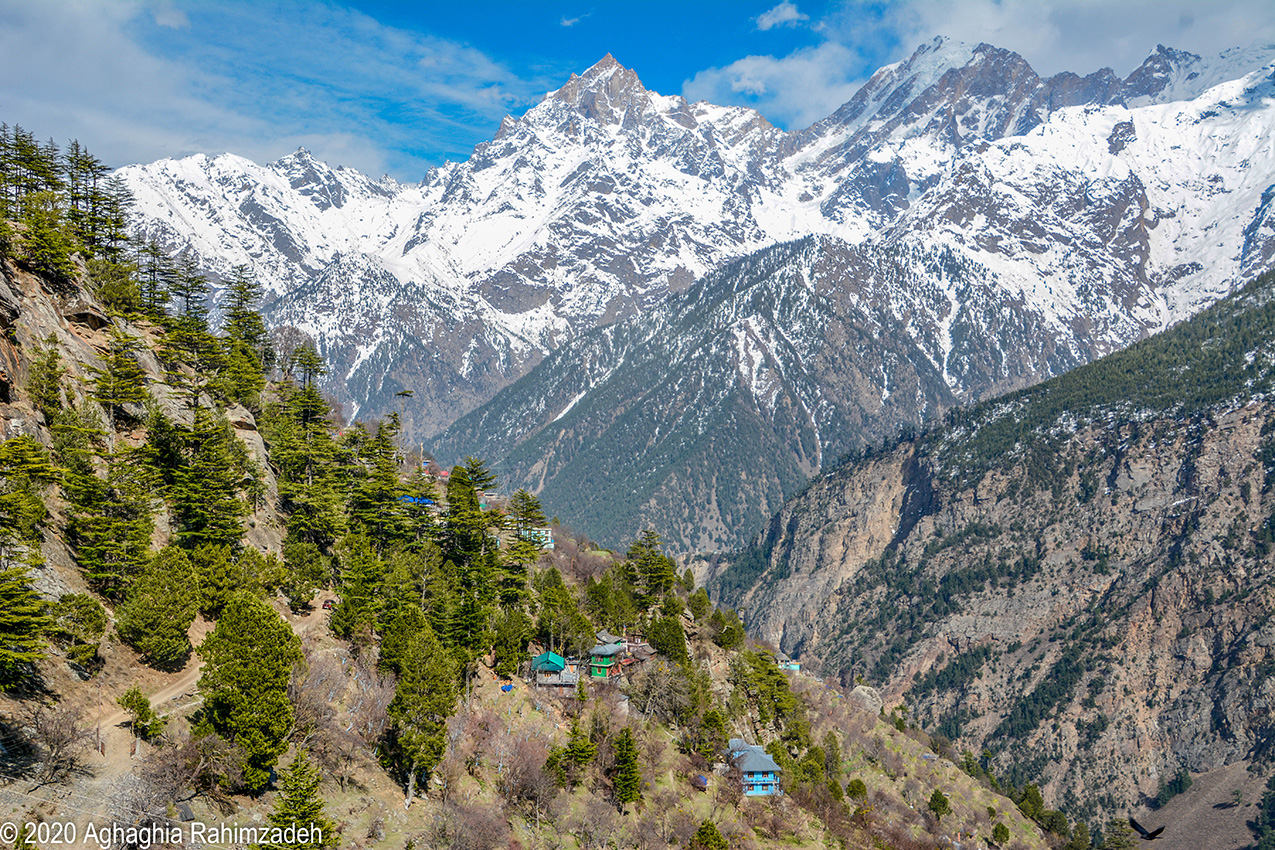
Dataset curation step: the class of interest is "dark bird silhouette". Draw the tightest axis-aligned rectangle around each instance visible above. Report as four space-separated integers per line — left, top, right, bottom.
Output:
1130 817 1166 840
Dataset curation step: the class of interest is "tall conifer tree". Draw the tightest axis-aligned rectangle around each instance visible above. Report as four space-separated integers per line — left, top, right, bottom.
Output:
388 622 458 804
257 750 337 850
198 593 303 792
0 563 51 685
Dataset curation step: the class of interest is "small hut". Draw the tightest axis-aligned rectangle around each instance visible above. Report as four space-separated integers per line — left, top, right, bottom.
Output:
531 651 579 688
588 642 624 679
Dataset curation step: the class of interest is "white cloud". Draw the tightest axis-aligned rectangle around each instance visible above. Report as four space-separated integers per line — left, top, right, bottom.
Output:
686 0 1275 131
0 0 547 180
561 14 584 27
756 2 808 31
879 0 1275 77
684 41 864 129
149 1 188 29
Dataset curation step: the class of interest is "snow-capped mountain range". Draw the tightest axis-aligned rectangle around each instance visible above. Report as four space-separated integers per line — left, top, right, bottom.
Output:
119 37 1275 545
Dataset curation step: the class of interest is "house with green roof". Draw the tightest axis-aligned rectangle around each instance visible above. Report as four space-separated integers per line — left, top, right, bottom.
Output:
531 650 578 688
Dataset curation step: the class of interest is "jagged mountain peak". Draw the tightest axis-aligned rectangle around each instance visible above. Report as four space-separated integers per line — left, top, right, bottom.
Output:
544 53 659 123
1123 40 1275 106
118 35 1275 499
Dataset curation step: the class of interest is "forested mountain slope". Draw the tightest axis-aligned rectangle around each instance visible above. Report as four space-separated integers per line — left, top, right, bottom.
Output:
0 131 1082 850
711 267 1275 833
432 237 961 552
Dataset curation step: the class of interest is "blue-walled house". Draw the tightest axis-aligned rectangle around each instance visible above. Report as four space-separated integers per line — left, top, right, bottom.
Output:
728 738 783 796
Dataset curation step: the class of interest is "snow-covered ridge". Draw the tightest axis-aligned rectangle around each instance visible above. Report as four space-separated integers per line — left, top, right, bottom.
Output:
117 38 1275 444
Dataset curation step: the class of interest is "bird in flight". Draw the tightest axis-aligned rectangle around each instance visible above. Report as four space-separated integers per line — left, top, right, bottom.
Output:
1129 817 1165 840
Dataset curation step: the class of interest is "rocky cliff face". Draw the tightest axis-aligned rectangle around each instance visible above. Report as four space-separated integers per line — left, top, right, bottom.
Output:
0 256 285 592
711 271 1275 820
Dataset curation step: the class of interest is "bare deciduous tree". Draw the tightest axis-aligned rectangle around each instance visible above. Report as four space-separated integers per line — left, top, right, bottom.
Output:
267 325 314 382
626 662 692 724
142 731 242 810
289 651 342 747
348 652 394 749
497 736 558 829
23 703 90 788
566 793 622 850
424 799 510 850
310 723 364 791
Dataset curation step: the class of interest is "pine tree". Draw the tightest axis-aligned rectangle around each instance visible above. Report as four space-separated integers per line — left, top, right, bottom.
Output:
388 622 458 803
1100 818 1135 850
377 547 427 624
347 414 407 547
0 434 60 563
193 544 238 618
461 455 497 491
222 265 272 398
117 686 165 740
611 726 642 806
170 409 247 549
88 325 148 433
501 488 547 603
116 547 200 667
1064 821 1091 850
688 587 711 620
256 749 337 850
399 468 439 550
48 593 106 668
25 336 66 416
929 788 952 821
138 240 172 320
379 603 428 676
0 124 12 219
18 191 75 285
441 465 487 559
0 562 52 685
564 718 596 777
329 532 383 641
491 606 528 678
160 253 222 409
220 266 269 409
87 255 141 316
98 174 133 261
1252 774 1275 850
534 567 592 656
280 540 328 613
648 614 689 666
439 465 499 656
687 820 729 850
263 356 345 547
198 593 303 792
627 529 676 602
63 139 109 253
70 445 155 597
223 265 269 350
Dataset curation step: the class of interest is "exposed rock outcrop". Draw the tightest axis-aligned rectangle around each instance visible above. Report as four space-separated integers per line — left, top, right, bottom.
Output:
713 271 1275 822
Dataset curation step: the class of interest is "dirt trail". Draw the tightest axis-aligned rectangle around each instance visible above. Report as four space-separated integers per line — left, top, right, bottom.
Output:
83 597 330 788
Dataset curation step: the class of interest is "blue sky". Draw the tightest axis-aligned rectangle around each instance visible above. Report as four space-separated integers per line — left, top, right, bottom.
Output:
0 1 1271 181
